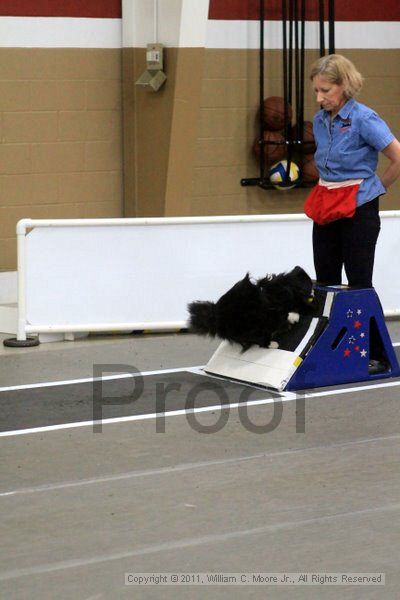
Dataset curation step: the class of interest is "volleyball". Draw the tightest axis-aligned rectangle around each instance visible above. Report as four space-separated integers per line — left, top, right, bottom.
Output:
269 160 300 190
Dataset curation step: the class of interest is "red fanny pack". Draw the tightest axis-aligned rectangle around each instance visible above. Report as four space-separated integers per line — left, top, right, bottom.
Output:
304 184 359 225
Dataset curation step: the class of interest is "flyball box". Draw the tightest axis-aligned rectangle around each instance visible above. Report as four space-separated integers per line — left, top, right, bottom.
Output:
204 286 400 391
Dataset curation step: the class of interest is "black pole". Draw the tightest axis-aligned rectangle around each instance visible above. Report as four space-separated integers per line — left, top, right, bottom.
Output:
240 0 268 187
288 0 293 122
259 0 265 180
299 0 305 143
282 0 289 149
294 0 300 147
319 0 325 57
328 0 335 54
285 0 296 172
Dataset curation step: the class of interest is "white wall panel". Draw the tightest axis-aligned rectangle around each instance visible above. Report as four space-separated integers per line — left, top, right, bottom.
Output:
0 17 121 48
19 214 400 334
206 20 400 49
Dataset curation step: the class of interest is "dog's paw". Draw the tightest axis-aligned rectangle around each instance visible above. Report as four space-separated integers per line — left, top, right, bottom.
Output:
268 340 279 349
287 312 300 324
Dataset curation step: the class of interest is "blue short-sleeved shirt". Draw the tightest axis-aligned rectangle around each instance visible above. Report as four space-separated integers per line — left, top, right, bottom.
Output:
313 98 395 206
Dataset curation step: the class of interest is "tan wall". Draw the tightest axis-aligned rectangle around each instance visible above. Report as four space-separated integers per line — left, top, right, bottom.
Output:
2 45 398 270
122 47 175 217
0 48 123 271
192 48 400 215
123 46 205 217
123 47 399 221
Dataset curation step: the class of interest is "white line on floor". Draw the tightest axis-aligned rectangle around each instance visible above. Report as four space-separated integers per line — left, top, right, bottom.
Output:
1 433 399 498
0 365 204 393
1 376 400 439
0 503 399 581
2 342 399 393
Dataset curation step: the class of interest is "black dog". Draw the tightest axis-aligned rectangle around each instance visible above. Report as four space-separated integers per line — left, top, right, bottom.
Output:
187 266 316 352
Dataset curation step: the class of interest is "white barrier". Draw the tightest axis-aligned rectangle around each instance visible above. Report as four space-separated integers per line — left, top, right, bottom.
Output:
10 212 400 340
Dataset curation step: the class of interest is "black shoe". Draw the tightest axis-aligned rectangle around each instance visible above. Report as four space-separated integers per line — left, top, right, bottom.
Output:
368 359 388 375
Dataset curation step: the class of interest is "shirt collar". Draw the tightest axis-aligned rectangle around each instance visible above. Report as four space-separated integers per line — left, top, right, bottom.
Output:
317 97 356 123
336 98 356 120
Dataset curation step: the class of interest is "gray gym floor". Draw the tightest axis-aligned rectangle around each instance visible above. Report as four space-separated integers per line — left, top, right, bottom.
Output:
1 325 400 599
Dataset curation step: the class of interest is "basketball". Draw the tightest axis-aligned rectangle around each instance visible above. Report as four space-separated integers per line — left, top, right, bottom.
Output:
269 160 300 190
302 120 316 154
301 155 319 183
263 96 293 131
291 120 316 154
253 130 286 166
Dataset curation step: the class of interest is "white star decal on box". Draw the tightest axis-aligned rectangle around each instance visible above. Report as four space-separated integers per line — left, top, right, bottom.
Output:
356 309 362 315
348 336 356 344
346 309 353 318
360 332 365 338
360 349 367 358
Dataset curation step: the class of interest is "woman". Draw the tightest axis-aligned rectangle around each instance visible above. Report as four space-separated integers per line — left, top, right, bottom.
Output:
305 54 400 288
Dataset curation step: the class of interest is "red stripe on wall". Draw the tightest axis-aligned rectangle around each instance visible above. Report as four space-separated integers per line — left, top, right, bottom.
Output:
0 1 121 18
209 0 400 21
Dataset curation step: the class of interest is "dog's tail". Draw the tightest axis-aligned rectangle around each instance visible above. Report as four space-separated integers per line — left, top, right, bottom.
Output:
187 301 217 336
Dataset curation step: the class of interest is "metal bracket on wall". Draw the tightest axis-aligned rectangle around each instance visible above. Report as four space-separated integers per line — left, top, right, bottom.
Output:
136 43 167 92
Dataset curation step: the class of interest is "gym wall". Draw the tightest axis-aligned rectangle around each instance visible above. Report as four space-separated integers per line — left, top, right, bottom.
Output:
1 1 399 272
123 1 399 219
122 1 209 218
0 1 123 271
192 0 400 215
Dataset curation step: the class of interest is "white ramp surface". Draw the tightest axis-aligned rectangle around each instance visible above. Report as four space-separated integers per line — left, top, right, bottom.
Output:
205 341 299 391
205 317 321 391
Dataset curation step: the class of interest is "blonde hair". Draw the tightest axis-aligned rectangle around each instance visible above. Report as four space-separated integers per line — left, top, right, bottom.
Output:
310 54 363 98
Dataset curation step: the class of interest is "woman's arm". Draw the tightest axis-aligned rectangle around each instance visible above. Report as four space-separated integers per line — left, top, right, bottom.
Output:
380 138 400 189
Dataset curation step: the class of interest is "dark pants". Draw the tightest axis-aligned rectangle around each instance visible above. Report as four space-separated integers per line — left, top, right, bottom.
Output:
312 197 381 288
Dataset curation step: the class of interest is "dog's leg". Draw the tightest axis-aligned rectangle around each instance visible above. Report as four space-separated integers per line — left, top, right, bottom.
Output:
287 312 300 324
240 342 252 353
